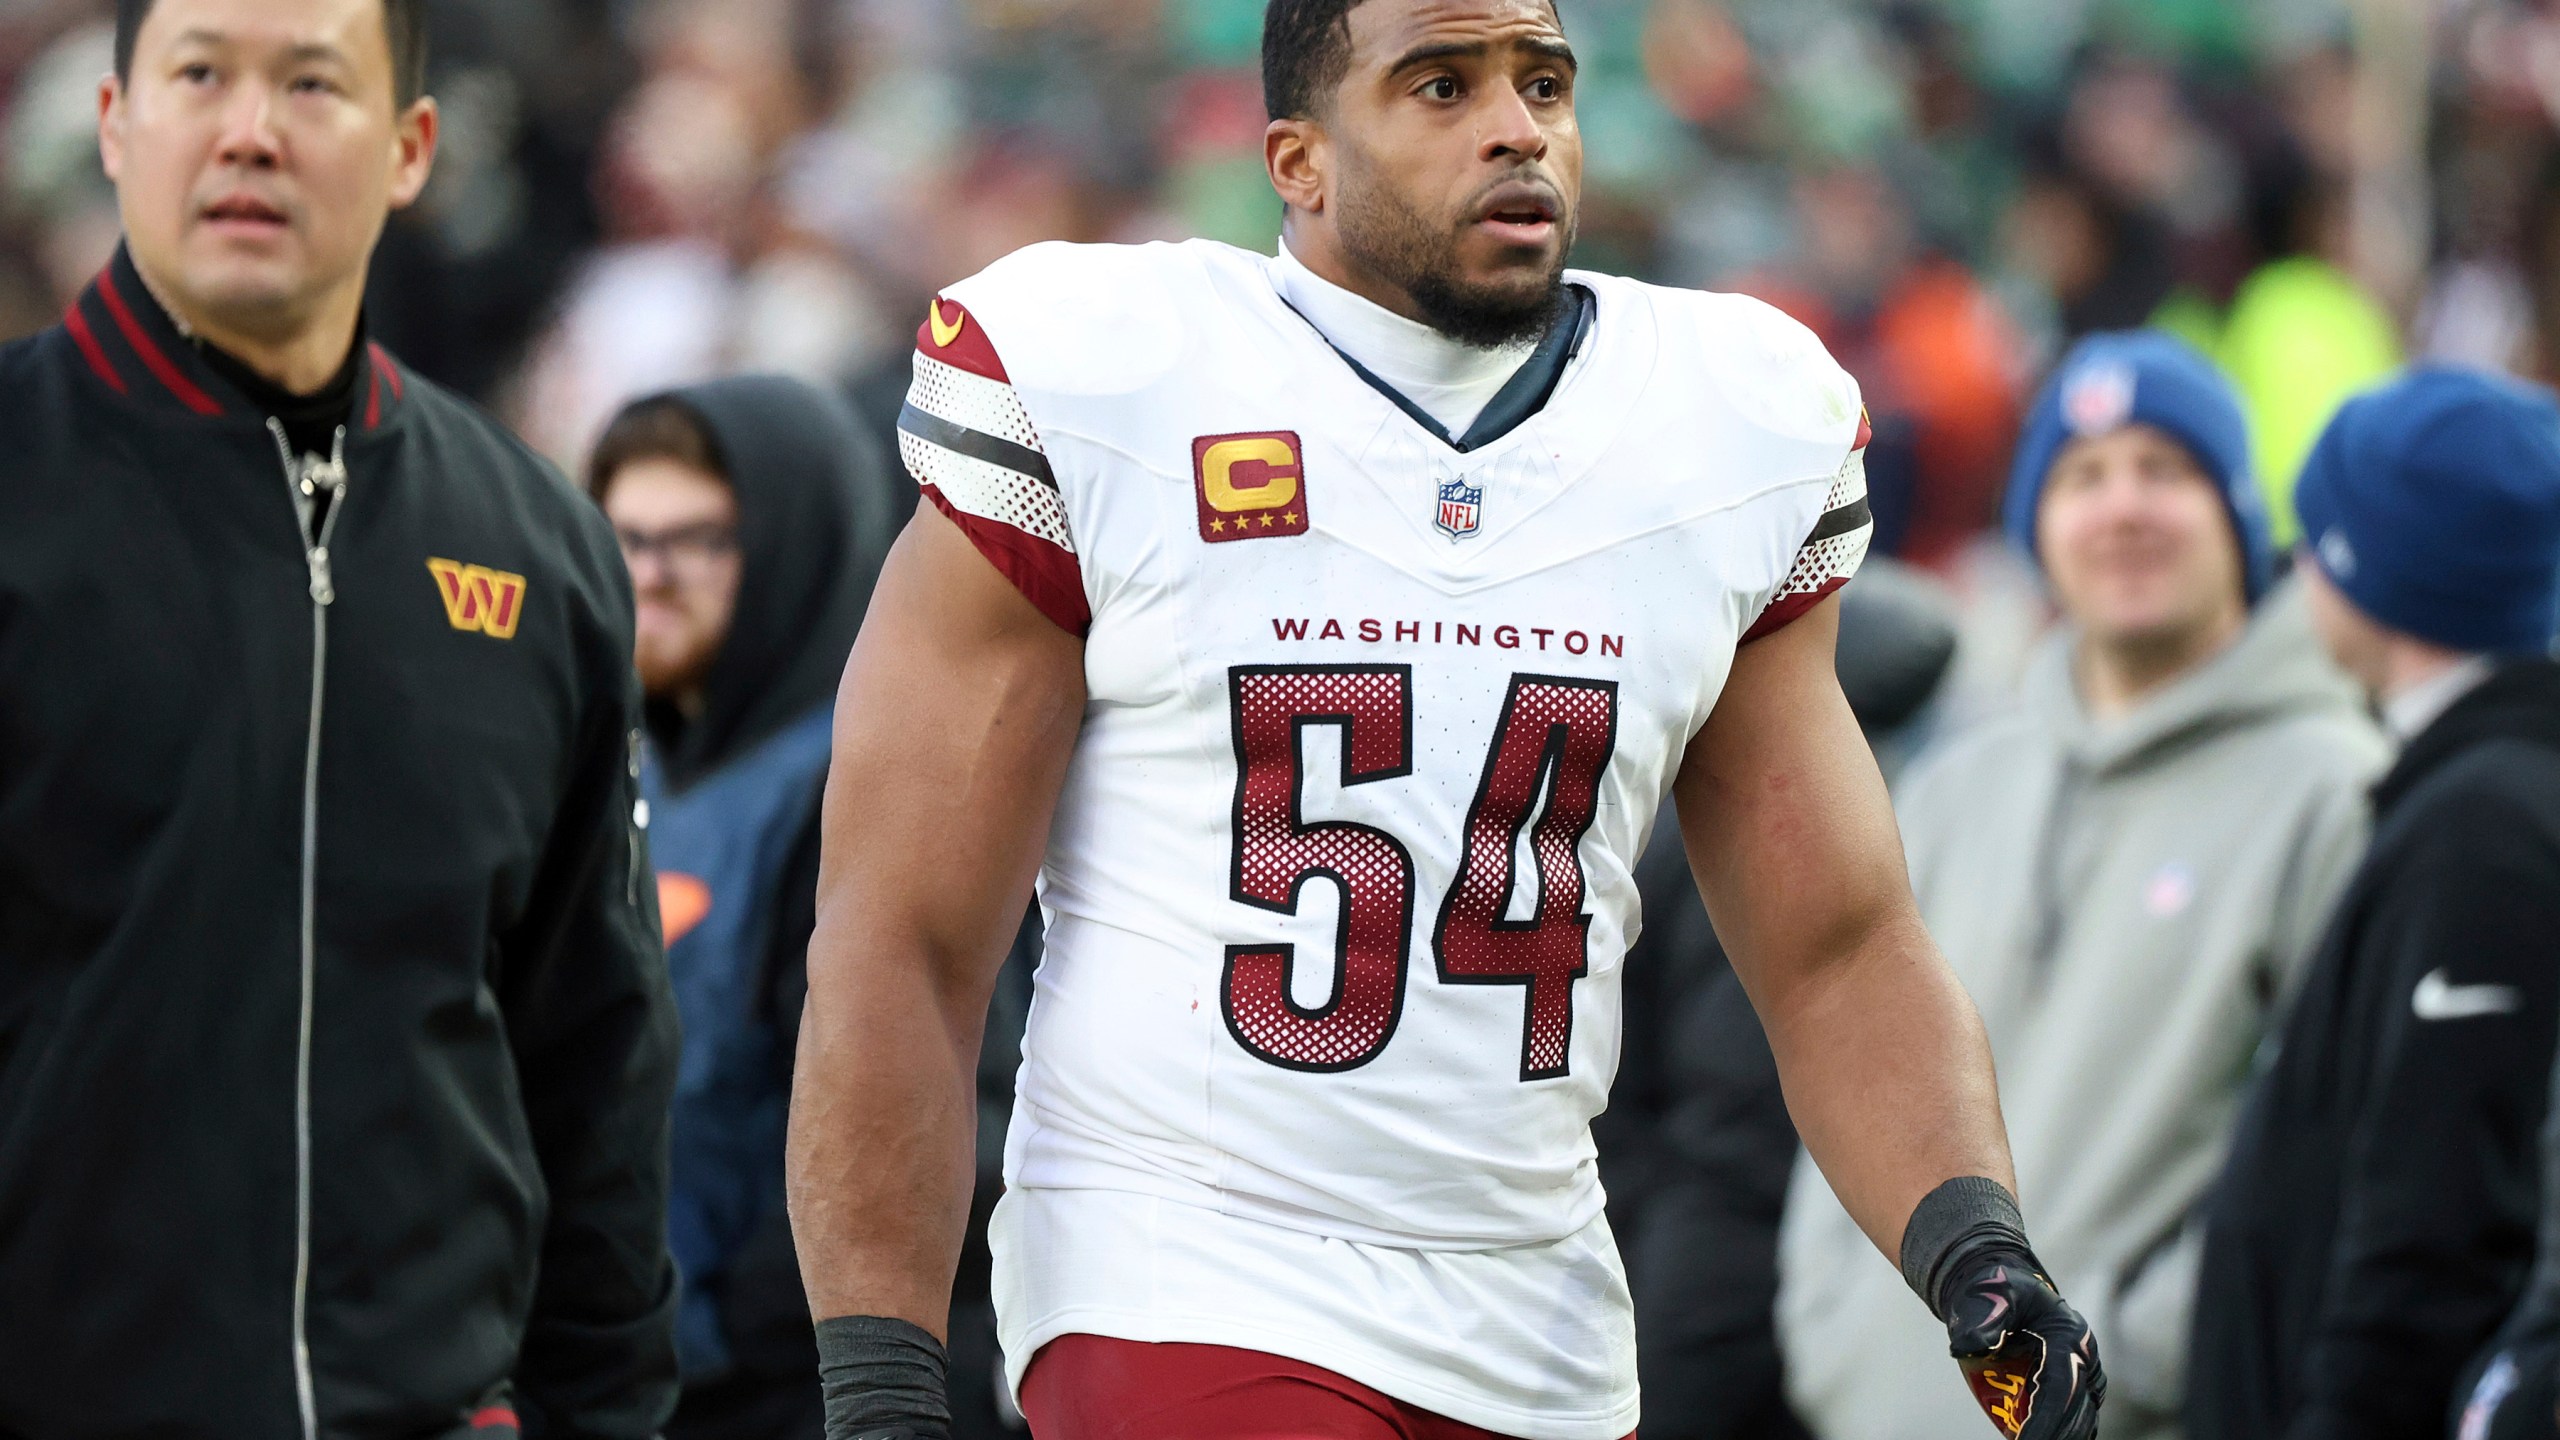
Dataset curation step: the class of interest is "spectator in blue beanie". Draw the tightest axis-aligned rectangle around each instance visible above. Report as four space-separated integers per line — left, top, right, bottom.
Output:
1781 332 2384 1440
2189 366 2560 1440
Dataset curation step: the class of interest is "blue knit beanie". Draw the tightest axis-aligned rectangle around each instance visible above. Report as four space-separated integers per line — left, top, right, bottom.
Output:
2006 330 2274 604
2294 365 2560 655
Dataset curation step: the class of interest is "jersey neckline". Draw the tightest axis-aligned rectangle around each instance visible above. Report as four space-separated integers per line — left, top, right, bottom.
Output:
1270 276 1597 456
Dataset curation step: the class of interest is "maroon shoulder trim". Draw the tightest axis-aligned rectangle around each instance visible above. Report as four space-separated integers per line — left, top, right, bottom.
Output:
370 341 404 398
1741 575 1848 644
1854 408 1873 452
360 345 405 428
915 297 1010 383
94 269 222 416
62 301 128 395
921 484 1090 636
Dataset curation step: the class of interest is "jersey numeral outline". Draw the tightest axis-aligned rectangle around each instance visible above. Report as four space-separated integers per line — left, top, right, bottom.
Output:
1433 675 1621 1080
1223 665 1417 1072
1220 665 1620 1081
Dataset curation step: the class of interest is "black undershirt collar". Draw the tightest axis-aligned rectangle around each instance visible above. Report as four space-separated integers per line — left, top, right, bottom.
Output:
196 336 360 457
126 258 361 453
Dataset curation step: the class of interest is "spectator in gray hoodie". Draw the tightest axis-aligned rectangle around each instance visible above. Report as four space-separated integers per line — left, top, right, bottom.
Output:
1779 332 2386 1440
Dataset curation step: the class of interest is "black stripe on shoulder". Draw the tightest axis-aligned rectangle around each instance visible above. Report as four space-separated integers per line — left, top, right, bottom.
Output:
898 401 1056 491
1807 495 1873 544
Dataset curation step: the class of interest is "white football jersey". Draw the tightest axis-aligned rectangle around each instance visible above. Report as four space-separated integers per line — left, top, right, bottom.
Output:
898 239 1869 1436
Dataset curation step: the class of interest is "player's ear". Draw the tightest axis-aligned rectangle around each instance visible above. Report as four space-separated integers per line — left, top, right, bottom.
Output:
1265 117 1328 215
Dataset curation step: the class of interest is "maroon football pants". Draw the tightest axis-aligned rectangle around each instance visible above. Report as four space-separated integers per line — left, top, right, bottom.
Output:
1019 1334 1635 1440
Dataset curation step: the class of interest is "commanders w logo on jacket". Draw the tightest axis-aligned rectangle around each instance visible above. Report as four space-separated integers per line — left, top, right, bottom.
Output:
428 558 528 639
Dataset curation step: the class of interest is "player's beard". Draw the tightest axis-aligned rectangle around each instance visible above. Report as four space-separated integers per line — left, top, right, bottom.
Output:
1336 170 1574 349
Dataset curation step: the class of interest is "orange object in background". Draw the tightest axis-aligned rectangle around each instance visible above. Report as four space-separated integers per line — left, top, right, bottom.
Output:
657 871 713 946
1870 259 2027 571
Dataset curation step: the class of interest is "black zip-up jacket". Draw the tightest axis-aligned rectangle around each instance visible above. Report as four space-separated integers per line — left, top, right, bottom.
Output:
0 249 681 1439
2188 658 2560 1440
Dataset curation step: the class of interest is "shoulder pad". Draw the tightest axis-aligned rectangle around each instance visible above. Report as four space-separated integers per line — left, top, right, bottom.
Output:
939 240 1238 399
1638 282 1865 463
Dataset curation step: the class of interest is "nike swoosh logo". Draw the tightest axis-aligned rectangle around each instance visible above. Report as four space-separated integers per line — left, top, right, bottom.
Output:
929 299 966 349
2414 968 2524 1021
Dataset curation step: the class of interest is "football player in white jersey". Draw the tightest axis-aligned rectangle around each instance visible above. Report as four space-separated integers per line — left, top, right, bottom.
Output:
787 1 2104 1437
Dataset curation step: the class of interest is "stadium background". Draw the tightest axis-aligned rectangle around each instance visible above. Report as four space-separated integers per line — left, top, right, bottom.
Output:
3 0 2541 733
1 0 2547 550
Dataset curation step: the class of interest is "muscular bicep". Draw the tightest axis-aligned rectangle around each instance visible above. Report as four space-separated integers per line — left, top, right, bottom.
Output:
1673 594 1912 1000
813 500 1085 1015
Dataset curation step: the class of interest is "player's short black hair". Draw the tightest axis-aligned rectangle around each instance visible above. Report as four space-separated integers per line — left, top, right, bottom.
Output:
115 0 430 108
1263 0 1366 121
1262 0 1561 121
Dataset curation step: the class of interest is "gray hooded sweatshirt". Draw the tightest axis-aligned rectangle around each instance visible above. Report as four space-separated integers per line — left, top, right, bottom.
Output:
1778 581 2387 1440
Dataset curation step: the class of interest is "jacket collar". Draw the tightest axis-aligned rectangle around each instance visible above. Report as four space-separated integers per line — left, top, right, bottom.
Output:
62 244 408 432
2373 656 2560 817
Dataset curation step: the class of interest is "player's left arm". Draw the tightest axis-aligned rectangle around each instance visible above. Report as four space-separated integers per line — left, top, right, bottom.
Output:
1673 594 2101 1440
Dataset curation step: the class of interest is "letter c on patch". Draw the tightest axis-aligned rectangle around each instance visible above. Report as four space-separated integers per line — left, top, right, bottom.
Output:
1200 437 1301 513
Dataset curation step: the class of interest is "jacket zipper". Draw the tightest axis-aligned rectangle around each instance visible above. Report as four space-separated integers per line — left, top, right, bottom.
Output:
270 419 346 1440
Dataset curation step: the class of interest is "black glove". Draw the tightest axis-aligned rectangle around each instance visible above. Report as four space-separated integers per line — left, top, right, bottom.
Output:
1900 1178 2103 1440
817 1316 952 1440
1940 1245 2105 1440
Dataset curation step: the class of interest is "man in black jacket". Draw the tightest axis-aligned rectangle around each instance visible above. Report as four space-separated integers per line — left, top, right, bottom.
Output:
0 0 681 1436
2187 367 2560 1440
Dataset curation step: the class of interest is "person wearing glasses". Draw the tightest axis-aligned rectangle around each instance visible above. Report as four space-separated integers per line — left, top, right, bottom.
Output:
589 376 892 1440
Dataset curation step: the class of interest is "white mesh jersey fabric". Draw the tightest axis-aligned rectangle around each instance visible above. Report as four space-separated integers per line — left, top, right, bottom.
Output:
898 427 1075 553
1820 443 1869 513
1768 448 1873 602
910 352 1046 451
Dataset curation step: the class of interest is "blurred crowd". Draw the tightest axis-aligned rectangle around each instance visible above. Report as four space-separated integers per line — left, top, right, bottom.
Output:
0 0 2553 500
12 1 2560 1437
6 0 2558 699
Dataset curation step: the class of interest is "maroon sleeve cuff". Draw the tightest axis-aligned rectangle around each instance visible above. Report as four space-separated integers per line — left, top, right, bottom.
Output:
921 484 1091 637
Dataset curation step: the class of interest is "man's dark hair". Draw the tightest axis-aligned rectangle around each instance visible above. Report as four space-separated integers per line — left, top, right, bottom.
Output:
588 396 726 501
115 0 430 109
1263 0 1364 121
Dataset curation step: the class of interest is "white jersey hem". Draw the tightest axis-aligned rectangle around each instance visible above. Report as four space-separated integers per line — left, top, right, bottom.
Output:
993 1185 1641 1440
1003 1305 1641 1440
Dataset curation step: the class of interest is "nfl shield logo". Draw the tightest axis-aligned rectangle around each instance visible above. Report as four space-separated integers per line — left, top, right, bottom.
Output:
1436 477 1484 541
2062 358 2137 437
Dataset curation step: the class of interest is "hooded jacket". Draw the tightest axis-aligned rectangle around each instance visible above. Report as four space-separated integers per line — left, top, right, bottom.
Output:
1780 582 2386 1440
626 377 884 1428
2189 658 2560 1440
640 376 894 794
0 248 679 1438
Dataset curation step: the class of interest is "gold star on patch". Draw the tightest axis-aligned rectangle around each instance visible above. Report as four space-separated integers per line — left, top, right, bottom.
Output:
1209 518 1226 533
1284 511 1301 525
1260 514 1276 527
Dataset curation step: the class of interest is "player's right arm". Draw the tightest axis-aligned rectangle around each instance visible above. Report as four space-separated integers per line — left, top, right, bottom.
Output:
791 286 1088 1437
788 501 1082 1432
